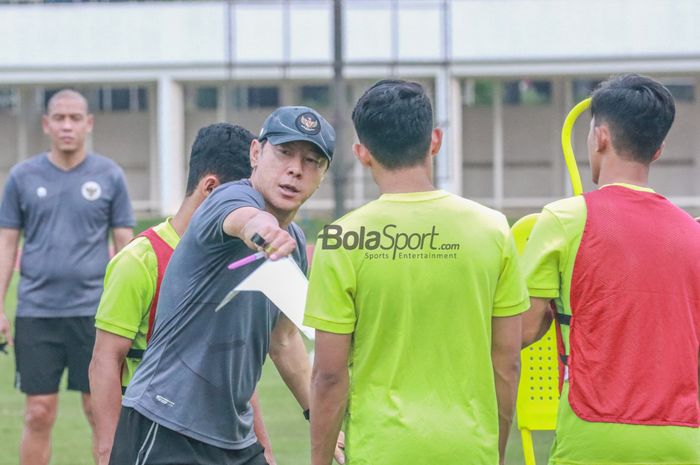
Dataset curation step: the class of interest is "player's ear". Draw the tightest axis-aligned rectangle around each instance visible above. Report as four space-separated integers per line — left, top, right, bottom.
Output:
594 124 611 154
250 139 263 169
353 143 372 167
430 128 443 157
200 175 220 196
650 142 664 163
86 114 94 133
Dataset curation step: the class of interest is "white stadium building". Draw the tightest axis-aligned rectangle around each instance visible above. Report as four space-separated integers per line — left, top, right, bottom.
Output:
1 0 700 218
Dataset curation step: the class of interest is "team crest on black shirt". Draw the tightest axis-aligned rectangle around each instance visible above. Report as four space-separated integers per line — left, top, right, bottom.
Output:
81 181 102 201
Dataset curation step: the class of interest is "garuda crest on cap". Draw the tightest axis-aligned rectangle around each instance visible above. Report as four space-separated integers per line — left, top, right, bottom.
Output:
295 112 321 135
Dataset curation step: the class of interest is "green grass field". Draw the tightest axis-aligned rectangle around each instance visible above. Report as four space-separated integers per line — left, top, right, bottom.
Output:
0 256 554 464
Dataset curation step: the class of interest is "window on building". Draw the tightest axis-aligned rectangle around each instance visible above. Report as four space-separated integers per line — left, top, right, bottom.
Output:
196 87 219 110
97 86 148 112
137 87 148 111
463 80 496 107
247 86 279 108
231 86 280 110
97 89 109 111
572 79 602 102
465 79 552 106
474 80 495 106
110 88 130 111
504 80 552 105
300 85 331 107
665 81 695 103
0 89 17 113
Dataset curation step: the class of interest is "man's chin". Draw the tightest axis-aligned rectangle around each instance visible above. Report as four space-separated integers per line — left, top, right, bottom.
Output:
57 145 80 154
270 195 306 214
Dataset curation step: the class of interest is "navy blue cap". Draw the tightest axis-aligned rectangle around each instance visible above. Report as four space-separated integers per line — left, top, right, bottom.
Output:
258 106 335 162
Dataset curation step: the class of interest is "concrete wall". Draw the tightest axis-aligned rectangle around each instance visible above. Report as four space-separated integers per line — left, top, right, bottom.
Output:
462 106 493 199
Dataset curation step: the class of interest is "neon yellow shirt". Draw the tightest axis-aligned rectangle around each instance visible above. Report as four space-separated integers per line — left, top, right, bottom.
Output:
523 184 700 465
95 219 179 387
304 190 529 465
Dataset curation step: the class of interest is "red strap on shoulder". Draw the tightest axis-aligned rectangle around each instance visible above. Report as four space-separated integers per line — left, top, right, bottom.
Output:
138 228 175 342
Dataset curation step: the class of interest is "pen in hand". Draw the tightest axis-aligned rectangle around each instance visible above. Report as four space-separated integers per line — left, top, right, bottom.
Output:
227 251 267 271
227 233 269 270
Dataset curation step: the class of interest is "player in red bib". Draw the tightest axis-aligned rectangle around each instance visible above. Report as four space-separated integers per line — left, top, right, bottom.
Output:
522 74 700 464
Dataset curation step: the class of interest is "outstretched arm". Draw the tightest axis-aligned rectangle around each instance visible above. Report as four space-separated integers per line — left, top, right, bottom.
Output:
223 207 296 260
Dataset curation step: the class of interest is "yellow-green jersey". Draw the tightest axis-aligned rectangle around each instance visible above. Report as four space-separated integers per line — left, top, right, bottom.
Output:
304 190 529 465
95 219 179 388
522 183 700 465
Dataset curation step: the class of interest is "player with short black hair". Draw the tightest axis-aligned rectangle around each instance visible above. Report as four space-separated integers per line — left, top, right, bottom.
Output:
589 73 675 163
522 74 700 464
351 79 434 169
307 80 528 465
185 123 255 195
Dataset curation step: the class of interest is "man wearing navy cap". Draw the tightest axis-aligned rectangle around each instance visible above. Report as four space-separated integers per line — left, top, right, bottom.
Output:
109 106 343 465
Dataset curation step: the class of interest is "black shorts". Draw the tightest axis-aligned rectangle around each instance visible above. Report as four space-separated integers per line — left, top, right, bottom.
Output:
110 407 268 465
14 316 95 395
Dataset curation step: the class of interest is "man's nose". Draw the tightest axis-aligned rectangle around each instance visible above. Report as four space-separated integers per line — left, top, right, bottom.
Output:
287 155 303 176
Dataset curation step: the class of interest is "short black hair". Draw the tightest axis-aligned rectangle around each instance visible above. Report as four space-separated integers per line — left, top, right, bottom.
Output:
185 123 254 195
351 80 434 169
590 74 675 163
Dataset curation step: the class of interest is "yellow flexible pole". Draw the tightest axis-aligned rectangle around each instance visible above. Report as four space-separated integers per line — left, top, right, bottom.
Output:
511 98 592 465
560 97 591 196
521 429 537 465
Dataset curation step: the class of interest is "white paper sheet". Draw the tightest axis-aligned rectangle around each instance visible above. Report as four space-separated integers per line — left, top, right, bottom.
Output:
216 257 315 340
